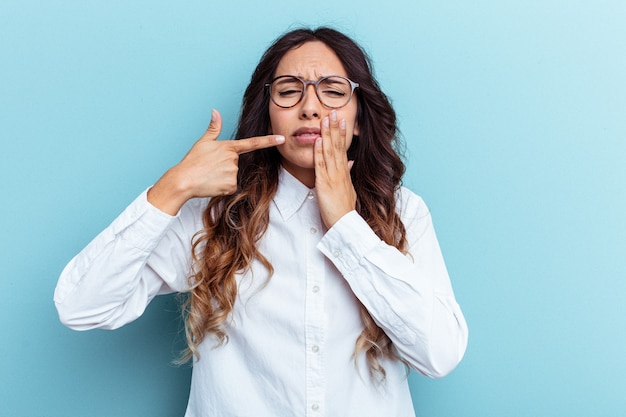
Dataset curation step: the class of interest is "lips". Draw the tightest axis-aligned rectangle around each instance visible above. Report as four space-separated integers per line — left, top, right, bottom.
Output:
293 127 321 144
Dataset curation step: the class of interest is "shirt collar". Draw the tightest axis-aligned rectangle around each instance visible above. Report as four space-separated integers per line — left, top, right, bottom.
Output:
273 167 315 221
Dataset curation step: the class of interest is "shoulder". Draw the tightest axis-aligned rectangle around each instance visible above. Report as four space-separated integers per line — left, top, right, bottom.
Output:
175 196 210 232
183 196 210 213
395 186 430 220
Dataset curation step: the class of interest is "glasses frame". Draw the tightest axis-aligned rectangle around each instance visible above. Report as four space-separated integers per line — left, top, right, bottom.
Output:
265 75 360 109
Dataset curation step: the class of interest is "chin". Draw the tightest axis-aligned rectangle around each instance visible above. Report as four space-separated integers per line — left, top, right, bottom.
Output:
278 149 315 169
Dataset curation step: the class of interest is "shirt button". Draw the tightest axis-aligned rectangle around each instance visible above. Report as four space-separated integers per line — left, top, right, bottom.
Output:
310 227 317 234
312 345 319 353
311 404 319 411
333 250 341 258
307 192 315 200
312 285 320 293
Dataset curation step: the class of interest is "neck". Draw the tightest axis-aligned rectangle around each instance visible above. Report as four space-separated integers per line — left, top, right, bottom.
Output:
281 163 315 188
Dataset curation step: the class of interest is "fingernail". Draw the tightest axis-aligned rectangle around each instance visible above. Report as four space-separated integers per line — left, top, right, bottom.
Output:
330 110 337 121
323 117 329 128
211 109 217 122
276 135 285 143
340 119 346 129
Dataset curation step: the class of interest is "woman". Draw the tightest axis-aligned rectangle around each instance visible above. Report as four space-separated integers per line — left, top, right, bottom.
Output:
55 27 468 416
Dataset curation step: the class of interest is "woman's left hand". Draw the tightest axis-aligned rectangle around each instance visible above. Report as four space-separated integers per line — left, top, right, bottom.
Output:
314 110 357 228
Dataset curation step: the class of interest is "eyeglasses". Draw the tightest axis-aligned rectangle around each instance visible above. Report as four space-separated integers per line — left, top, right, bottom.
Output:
265 75 359 109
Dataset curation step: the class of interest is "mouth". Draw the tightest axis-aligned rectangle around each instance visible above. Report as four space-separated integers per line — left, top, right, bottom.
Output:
293 127 321 144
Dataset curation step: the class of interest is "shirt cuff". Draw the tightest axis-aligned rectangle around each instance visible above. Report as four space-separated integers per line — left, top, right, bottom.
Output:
111 188 177 252
316 210 382 273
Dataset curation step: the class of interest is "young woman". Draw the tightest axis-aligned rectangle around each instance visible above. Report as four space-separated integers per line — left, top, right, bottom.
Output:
55 27 468 417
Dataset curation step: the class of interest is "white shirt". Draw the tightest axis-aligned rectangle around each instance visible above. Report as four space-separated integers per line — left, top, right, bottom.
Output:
55 168 468 417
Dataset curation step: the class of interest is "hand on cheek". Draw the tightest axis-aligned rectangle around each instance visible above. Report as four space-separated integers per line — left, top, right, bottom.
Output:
314 110 357 228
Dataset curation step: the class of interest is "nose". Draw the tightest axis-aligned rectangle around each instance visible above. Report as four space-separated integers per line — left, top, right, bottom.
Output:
299 83 322 120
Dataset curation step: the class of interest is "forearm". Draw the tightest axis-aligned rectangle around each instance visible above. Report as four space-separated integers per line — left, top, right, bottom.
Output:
318 209 468 377
54 190 189 330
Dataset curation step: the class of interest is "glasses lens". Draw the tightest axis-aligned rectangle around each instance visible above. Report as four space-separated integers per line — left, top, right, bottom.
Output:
271 77 304 108
318 76 353 108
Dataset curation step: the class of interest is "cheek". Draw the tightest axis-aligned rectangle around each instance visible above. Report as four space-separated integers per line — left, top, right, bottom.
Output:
268 106 280 134
268 107 291 135
342 104 359 136
344 112 359 138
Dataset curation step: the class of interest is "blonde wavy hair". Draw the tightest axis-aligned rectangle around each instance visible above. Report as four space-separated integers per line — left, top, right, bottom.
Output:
179 27 408 381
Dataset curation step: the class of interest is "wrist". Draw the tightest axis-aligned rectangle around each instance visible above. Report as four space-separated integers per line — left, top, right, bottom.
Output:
147 166 193 215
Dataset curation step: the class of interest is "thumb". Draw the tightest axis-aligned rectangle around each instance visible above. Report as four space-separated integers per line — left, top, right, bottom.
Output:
202 109 222 141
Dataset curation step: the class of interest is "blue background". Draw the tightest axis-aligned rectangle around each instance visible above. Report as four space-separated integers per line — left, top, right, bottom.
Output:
1 1 625 416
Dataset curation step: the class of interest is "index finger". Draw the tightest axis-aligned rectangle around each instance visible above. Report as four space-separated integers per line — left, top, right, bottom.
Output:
231 134 285 154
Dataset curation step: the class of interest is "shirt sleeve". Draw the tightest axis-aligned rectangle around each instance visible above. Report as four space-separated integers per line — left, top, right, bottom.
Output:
54 189 201 331
316 188 468 378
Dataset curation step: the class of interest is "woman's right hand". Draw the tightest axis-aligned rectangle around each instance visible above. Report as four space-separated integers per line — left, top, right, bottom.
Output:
147 109 285 215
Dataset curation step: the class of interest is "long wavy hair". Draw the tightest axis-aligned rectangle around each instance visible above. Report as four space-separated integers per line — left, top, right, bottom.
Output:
180 27 408 381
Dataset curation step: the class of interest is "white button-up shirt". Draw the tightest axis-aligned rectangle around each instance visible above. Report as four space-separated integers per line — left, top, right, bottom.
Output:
55 168 468 417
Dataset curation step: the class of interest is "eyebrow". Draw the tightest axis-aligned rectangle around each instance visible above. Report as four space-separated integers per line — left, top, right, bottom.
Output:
273 77 301 86
322 77 345 85
273 74 345 83
276 70 326 79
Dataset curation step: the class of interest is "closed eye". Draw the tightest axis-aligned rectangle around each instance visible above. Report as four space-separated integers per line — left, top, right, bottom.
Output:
278 89 303 97
321 89 346 97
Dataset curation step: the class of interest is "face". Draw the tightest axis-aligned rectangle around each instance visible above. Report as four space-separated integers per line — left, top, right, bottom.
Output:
268 41 359 187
